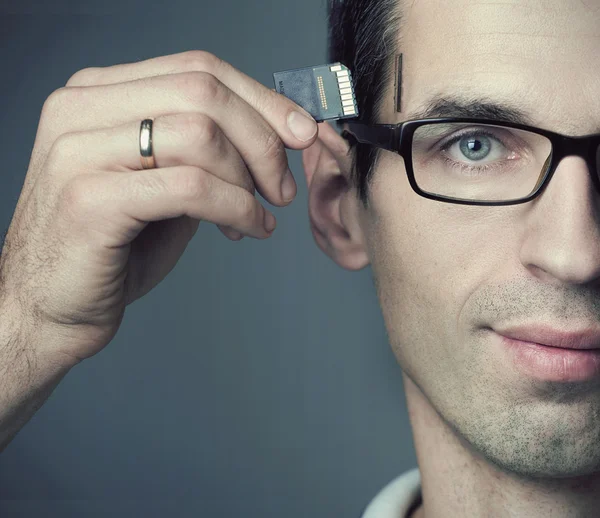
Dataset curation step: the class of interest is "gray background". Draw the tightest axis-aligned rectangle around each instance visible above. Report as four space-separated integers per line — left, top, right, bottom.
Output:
0 3 417 517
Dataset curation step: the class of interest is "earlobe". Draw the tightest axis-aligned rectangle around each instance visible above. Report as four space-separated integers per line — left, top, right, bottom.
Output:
301 122 370 271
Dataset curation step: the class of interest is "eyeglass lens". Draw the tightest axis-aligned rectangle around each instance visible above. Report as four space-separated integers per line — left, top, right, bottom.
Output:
411 122 556 202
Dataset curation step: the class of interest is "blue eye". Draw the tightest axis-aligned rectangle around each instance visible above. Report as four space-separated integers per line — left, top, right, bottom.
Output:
458 134 492 161
440 131 502 163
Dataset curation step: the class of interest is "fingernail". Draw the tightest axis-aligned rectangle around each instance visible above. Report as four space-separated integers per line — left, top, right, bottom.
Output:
264 210 277 233
287 111 317 142
281 169 296 202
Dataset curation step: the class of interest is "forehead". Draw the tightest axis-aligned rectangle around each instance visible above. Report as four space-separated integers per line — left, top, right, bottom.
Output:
391 0 600 134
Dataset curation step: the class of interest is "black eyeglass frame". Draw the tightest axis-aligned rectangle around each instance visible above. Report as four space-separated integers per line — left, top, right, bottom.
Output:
342 117 600 206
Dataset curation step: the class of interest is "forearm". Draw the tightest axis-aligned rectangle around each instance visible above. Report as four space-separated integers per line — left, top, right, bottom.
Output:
0 307 76 452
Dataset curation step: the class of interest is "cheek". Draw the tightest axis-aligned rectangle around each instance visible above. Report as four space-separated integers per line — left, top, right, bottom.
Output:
366 154 504 371
368 153 460 303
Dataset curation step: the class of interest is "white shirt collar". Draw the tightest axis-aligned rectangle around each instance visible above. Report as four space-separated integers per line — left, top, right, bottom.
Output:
361 467 421 518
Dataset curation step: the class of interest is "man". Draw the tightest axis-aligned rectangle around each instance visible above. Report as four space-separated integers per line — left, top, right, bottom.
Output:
1 0 600 517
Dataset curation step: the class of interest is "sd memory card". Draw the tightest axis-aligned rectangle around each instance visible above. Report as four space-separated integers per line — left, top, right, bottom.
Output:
273 63 359 122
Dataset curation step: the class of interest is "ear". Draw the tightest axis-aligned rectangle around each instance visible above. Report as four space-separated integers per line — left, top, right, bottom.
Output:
301 121 370 271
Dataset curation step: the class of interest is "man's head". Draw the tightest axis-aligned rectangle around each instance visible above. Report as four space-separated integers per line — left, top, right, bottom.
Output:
302 0 600 481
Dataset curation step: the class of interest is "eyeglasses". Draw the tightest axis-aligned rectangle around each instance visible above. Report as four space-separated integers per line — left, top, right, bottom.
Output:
341 118 600 206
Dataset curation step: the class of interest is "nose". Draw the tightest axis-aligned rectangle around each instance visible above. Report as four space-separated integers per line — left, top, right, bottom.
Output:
519 154 600 285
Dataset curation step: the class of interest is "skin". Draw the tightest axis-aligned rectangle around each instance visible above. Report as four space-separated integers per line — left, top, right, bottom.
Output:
2 1 600 514
303 0 600 516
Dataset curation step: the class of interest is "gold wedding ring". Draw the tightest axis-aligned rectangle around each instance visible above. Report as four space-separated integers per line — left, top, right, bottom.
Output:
139 118 156 169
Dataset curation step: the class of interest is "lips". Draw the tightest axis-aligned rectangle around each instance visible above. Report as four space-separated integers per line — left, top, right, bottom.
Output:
494 325 600 350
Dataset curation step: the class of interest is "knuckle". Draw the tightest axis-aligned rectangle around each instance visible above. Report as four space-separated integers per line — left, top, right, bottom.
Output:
41 87 82 123
179 50 224 74
180 113 220 148
261 127 286 166
58 175 93 216
65 67 99 86
47 132 79 166
175 167 210 201
41 87 68 118
179 71 226 107
194 72 225 105
237 191 260 222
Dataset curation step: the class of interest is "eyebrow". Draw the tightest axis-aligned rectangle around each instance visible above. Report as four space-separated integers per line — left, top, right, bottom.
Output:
405 95 536 126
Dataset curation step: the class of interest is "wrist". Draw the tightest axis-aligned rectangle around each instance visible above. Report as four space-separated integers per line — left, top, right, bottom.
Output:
0 292 81 372
0 293 76 452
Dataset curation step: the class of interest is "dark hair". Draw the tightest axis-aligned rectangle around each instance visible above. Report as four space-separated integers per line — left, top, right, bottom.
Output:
327 0 403 208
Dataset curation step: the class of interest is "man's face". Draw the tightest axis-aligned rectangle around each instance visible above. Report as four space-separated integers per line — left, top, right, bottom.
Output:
362 0 600 477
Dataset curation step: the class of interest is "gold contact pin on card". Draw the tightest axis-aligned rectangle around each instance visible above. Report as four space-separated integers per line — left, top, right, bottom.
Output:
317 76 328 110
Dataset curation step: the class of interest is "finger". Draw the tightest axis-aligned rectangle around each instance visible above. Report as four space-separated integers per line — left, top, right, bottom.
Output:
49 114 259 241
46 73 303 207
65 50 318 150
75 113 255 193
141 112 254 242
58 166 277 245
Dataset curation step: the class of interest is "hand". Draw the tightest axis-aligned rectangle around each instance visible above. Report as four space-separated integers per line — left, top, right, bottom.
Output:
0 50 319 364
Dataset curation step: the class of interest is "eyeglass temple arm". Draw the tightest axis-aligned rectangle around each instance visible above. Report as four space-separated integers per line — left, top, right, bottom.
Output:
342 122 400 152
